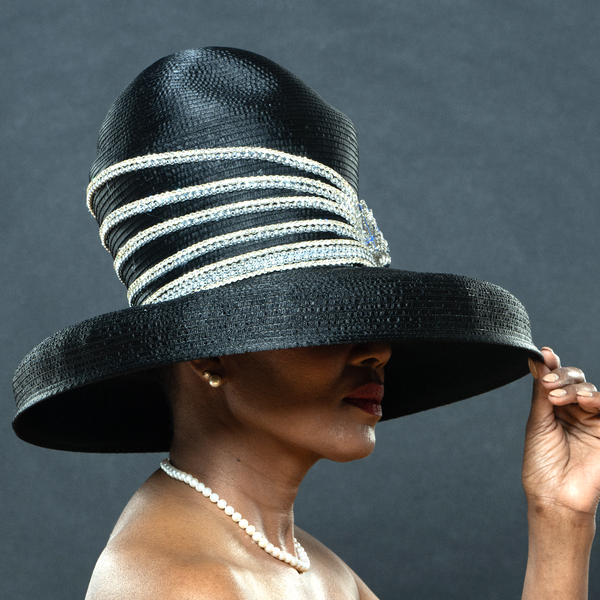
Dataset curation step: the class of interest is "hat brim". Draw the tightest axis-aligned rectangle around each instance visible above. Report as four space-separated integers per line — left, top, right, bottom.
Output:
12 266 541 452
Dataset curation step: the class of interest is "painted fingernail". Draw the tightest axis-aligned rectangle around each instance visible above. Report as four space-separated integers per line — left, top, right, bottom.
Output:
577 390 593 397
549 389 567 398
528 358 538 378
542 373 559 383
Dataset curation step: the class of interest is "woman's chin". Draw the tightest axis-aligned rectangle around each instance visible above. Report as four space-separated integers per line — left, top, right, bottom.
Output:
323 427 377 463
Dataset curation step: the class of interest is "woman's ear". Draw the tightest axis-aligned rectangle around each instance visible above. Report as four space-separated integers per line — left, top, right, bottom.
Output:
187 357 224 384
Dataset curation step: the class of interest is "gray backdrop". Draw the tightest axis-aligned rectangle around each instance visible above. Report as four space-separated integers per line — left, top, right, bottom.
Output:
2 1 599 598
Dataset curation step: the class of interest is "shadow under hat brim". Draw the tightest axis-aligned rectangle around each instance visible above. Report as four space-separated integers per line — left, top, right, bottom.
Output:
12 266 542 453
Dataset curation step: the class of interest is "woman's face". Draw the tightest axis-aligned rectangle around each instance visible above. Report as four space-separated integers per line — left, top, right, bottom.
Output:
204 342 391 464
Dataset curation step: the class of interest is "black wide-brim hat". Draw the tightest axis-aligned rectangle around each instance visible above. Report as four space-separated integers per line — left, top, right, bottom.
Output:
13 47 542 453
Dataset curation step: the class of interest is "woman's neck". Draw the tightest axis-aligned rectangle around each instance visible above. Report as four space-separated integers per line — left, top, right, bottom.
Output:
167 430 318 552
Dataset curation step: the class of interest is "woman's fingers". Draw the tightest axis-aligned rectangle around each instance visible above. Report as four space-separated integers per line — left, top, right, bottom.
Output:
548 386 600 413
541 346 561 370
529 346 600 414
527 347 562 386
541 366 587 388
530 347 600 414
574 390 600 415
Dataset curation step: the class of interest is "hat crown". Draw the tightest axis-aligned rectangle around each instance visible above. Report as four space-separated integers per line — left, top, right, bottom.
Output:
91 47 359 188
87 48 390 307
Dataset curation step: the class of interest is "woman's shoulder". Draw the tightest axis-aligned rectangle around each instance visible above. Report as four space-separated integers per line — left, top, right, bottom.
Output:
88 539 248 599
84 476 378 600
86 525 379 600
85 476 245 599
85 537 244 600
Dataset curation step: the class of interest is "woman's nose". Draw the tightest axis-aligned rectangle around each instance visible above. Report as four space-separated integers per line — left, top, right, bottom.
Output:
348 341 392 369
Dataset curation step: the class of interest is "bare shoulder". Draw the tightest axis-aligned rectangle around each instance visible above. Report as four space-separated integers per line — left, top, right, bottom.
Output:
85 537 244 600
85 475 246 600
85 474 379 600
295 527 380 600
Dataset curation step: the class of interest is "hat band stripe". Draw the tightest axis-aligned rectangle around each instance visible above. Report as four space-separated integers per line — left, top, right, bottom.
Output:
127 219 360 304
99 175 357 249
113 195 350 277
91 147 390 305
142 239 375 305
87 146 356 217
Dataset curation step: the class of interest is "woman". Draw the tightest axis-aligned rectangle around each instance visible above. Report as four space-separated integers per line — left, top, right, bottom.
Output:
12 48 599 599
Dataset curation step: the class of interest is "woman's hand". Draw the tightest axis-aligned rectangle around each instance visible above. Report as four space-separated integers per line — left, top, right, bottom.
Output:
521 347 599 600
522 347 600 515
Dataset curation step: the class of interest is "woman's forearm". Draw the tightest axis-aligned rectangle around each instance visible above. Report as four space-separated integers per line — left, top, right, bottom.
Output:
522 501 596 600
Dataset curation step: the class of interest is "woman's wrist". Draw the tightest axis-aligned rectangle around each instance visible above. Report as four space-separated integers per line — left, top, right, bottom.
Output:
527 496 596 541
522 498 596 600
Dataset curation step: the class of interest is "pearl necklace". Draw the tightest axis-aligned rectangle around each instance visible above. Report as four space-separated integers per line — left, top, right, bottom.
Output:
160 459 310 572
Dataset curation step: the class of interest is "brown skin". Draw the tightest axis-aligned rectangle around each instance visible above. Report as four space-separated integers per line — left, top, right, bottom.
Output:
85 344 600 599
522 348 600 599
86 342 390 599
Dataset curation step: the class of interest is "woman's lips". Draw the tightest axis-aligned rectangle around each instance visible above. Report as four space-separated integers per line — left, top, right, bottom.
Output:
343 383 384 416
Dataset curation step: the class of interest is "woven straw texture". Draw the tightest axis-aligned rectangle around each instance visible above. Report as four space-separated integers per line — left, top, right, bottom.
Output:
12 48 541 452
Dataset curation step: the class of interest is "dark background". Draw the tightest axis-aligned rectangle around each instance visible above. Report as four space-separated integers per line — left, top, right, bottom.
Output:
2 1 599 598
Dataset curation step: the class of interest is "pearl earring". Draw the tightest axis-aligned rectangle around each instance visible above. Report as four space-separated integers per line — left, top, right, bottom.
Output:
202 371 222 387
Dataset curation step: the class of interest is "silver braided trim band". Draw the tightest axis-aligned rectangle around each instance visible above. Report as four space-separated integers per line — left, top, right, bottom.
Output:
87 146 355 216
87 147 391 306
113 196 349 278
142 239 376 305
98 175 357 249
126 219 360 303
